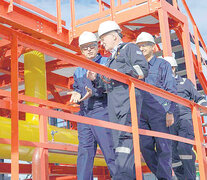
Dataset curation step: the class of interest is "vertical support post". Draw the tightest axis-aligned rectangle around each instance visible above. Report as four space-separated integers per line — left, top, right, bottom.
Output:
129 81 143 180
201 116 207 143
158 8 172 57
193 25 202 72
117 0 121 6
56 0 62 34
32 115 49 180
192 106 207 179
99 0 103 13
69 0 75 44
11 34 19 180
110 0 115 20
181 20 196 85
40 115 49 179
8 0 14 13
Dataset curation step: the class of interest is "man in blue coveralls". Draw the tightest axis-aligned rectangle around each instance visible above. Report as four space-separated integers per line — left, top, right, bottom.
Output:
68 31 116 180
136 32 177 180
165 56 207 180
94 21 148 179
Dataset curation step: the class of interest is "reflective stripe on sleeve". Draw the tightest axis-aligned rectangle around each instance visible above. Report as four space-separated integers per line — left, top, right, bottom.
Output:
197 99 207 105
179 155 193 159
172 161 183 168
115 147 130 154
133 65 144 77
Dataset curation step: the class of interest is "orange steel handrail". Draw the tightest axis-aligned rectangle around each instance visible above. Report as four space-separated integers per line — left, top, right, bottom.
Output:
75 0 148 28
0 98 197 145
0 24 196 109
9 0 66 26
1 0 207 179
180 0 207 74
181 0 207 55
1 23 207 179
0 13 206 136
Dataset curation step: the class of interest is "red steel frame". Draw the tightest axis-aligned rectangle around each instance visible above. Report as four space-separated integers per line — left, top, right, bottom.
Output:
0 0 207 179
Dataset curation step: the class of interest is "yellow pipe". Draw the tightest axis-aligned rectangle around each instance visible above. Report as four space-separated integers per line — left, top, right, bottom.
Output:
24 51 47 125
0 116 106 165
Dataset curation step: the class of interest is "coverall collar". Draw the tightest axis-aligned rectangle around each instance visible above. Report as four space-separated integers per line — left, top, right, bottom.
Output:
111 41 123 59
92 53 102 63
175 74 182 82
148 55 157 66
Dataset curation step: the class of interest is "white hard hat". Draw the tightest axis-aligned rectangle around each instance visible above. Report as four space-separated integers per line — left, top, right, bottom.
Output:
79 31 97 46
164 56 178 67
98 21 122 37
136 32 155 44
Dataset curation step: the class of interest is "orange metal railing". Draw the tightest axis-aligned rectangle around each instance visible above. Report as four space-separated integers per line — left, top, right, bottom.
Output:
180 0 207 143
1 23 207 179
0 0 207 179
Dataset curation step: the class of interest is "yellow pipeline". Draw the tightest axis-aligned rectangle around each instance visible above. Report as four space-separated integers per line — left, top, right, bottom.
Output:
0 116 106 165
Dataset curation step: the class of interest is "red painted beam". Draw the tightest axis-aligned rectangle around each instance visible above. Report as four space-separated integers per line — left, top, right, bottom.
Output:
46 59 76 72
48 84 64 104
0 163 31 174
47 72 74 90
0 162 151 175
0 39 10 47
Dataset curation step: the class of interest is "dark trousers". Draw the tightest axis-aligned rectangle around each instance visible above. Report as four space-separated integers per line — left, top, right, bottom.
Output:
140 101 172 180
170 114 196 180
77 106 116 180
108 87 142 180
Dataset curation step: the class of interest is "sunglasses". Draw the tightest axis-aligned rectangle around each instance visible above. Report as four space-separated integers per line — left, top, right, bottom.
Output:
81 43 97 51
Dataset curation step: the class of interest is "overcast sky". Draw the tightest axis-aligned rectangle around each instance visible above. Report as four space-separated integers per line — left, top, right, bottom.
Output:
23 0 207 44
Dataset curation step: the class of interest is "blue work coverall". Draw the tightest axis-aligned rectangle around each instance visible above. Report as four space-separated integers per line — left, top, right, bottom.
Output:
73 54 116 180
139 56 177 180
99 42 148 179
170 75 207 180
